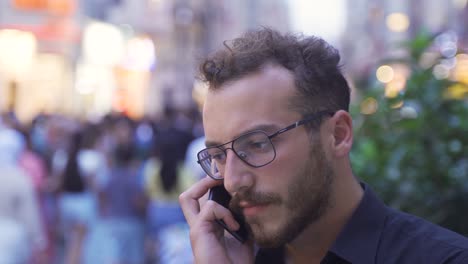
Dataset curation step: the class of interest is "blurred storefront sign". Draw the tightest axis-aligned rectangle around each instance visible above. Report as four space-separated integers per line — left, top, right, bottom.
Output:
77 22 156 119
82 21 125 66
13 0 76 16
0 28 75 122
4 0 79 43
0 29 37 115
113 67 151 118
113 35 156 118
75 22 124 118
0 2 79 121
0 29 37 80
74 63 115 117
17 53 73 121
0 20 80 44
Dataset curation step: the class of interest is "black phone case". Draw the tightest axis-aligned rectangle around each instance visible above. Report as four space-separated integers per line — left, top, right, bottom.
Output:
208 185 248 243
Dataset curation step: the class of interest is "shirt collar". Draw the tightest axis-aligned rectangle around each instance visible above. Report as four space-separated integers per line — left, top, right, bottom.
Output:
329 182 389 264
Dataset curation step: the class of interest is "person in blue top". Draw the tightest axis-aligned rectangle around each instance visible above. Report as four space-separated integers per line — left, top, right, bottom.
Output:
178 27 468 264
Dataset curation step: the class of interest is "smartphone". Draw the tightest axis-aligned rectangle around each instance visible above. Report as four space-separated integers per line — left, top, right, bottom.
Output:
209 185 248 243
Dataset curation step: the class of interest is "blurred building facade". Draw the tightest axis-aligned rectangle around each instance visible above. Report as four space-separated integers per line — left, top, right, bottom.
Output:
0 0 80 121
340 0 468 82
0 0 290 123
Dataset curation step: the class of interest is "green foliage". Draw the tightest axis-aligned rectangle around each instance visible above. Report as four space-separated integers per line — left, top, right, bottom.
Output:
350 31 468 235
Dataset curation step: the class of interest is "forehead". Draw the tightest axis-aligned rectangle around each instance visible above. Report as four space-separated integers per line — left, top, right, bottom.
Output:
203 64 300 144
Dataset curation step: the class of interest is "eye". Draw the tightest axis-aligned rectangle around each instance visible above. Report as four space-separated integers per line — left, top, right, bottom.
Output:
246 139 270 152
211 151 226 162
252 141 268 149
205 147 226 163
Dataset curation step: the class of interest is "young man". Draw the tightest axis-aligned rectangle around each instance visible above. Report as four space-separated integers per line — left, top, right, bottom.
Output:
179 28 468 263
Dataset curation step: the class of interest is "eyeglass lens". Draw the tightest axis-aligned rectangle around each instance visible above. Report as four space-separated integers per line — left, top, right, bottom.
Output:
198 131 276 179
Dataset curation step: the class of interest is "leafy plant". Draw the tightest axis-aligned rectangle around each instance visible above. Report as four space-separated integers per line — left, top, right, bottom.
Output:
350 31 468 235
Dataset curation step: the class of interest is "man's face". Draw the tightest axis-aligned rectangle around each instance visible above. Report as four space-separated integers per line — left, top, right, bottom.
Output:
202 64 334 248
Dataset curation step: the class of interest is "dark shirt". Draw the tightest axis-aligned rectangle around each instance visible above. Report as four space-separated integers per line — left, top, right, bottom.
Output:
255 183 468 264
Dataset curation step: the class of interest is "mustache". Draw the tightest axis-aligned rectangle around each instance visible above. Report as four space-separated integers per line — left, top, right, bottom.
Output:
229 189 282 214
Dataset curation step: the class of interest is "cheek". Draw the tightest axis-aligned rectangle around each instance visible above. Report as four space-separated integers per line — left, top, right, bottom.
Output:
255 141 311 194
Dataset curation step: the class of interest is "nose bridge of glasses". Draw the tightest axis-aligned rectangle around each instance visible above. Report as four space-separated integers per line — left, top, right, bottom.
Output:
223 146 240 162
216 137 241 156
218 144 250 170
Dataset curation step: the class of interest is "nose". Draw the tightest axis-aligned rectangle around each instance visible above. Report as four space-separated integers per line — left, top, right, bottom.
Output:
222 149 254 194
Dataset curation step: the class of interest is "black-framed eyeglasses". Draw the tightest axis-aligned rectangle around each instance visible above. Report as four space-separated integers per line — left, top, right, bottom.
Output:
197 110 335 180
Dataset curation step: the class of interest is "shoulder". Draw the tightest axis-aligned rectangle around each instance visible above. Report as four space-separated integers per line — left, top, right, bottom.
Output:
377 208 468 263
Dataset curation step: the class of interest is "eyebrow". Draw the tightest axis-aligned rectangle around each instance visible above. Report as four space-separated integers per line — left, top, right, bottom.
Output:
204 123 281 148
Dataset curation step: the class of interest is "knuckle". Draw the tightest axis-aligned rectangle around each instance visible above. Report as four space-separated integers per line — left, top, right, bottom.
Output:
204 200 217 210
178 192 188 203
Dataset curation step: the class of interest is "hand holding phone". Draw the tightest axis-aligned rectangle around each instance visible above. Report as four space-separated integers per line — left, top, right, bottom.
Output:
209 185 248 243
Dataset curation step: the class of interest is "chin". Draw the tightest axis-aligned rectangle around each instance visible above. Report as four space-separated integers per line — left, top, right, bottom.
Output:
252 231 281 248
249 219 289 248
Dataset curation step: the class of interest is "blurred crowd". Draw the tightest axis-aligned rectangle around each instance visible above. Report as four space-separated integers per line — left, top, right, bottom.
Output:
0 107 205 264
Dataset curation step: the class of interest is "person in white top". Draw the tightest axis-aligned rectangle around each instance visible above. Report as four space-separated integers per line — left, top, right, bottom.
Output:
0 127 46 263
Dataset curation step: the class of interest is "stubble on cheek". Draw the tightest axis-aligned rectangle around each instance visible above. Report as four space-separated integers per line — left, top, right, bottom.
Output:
251 142 334 248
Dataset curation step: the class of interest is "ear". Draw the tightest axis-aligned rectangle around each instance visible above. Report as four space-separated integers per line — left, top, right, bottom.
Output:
328 110 353 158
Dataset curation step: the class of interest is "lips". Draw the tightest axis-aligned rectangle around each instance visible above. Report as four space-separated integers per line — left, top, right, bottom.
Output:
239 201 269 217
230 192 281 218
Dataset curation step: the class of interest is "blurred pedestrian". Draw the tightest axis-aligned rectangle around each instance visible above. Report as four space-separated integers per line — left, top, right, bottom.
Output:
0 127 46 263
183 135 206 180
18 127 48 192
54 129 97 264
142 151 195 263
139 107 197 263
18 126 53 263
85 118 147 264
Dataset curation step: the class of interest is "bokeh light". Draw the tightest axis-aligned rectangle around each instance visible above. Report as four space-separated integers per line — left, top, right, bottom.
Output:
386 12 410 32
433 64 451 79
400 106 418 119
360 97 378 115
391 101 404 109
384 64 408 98
385 79 405 98
453 53 468 84
376 65 394 83
444 84 468 99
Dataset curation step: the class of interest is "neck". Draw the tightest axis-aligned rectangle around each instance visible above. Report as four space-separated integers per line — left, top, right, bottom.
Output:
285 163 363 263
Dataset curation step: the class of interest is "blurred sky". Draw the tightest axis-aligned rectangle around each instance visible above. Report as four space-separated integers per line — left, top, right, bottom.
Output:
289 0 347 45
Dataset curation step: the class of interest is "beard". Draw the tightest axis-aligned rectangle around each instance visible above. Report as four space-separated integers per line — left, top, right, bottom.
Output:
230 139 334 248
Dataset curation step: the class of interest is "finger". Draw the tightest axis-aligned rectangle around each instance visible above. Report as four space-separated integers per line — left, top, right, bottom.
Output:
200 200 240 232
179 176 223 226
198 187 210 207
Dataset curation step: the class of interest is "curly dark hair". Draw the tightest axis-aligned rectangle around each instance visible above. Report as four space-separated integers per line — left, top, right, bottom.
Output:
199 27 351 118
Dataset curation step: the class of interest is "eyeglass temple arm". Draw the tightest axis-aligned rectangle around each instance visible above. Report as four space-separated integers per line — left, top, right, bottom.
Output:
269 110 335 138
